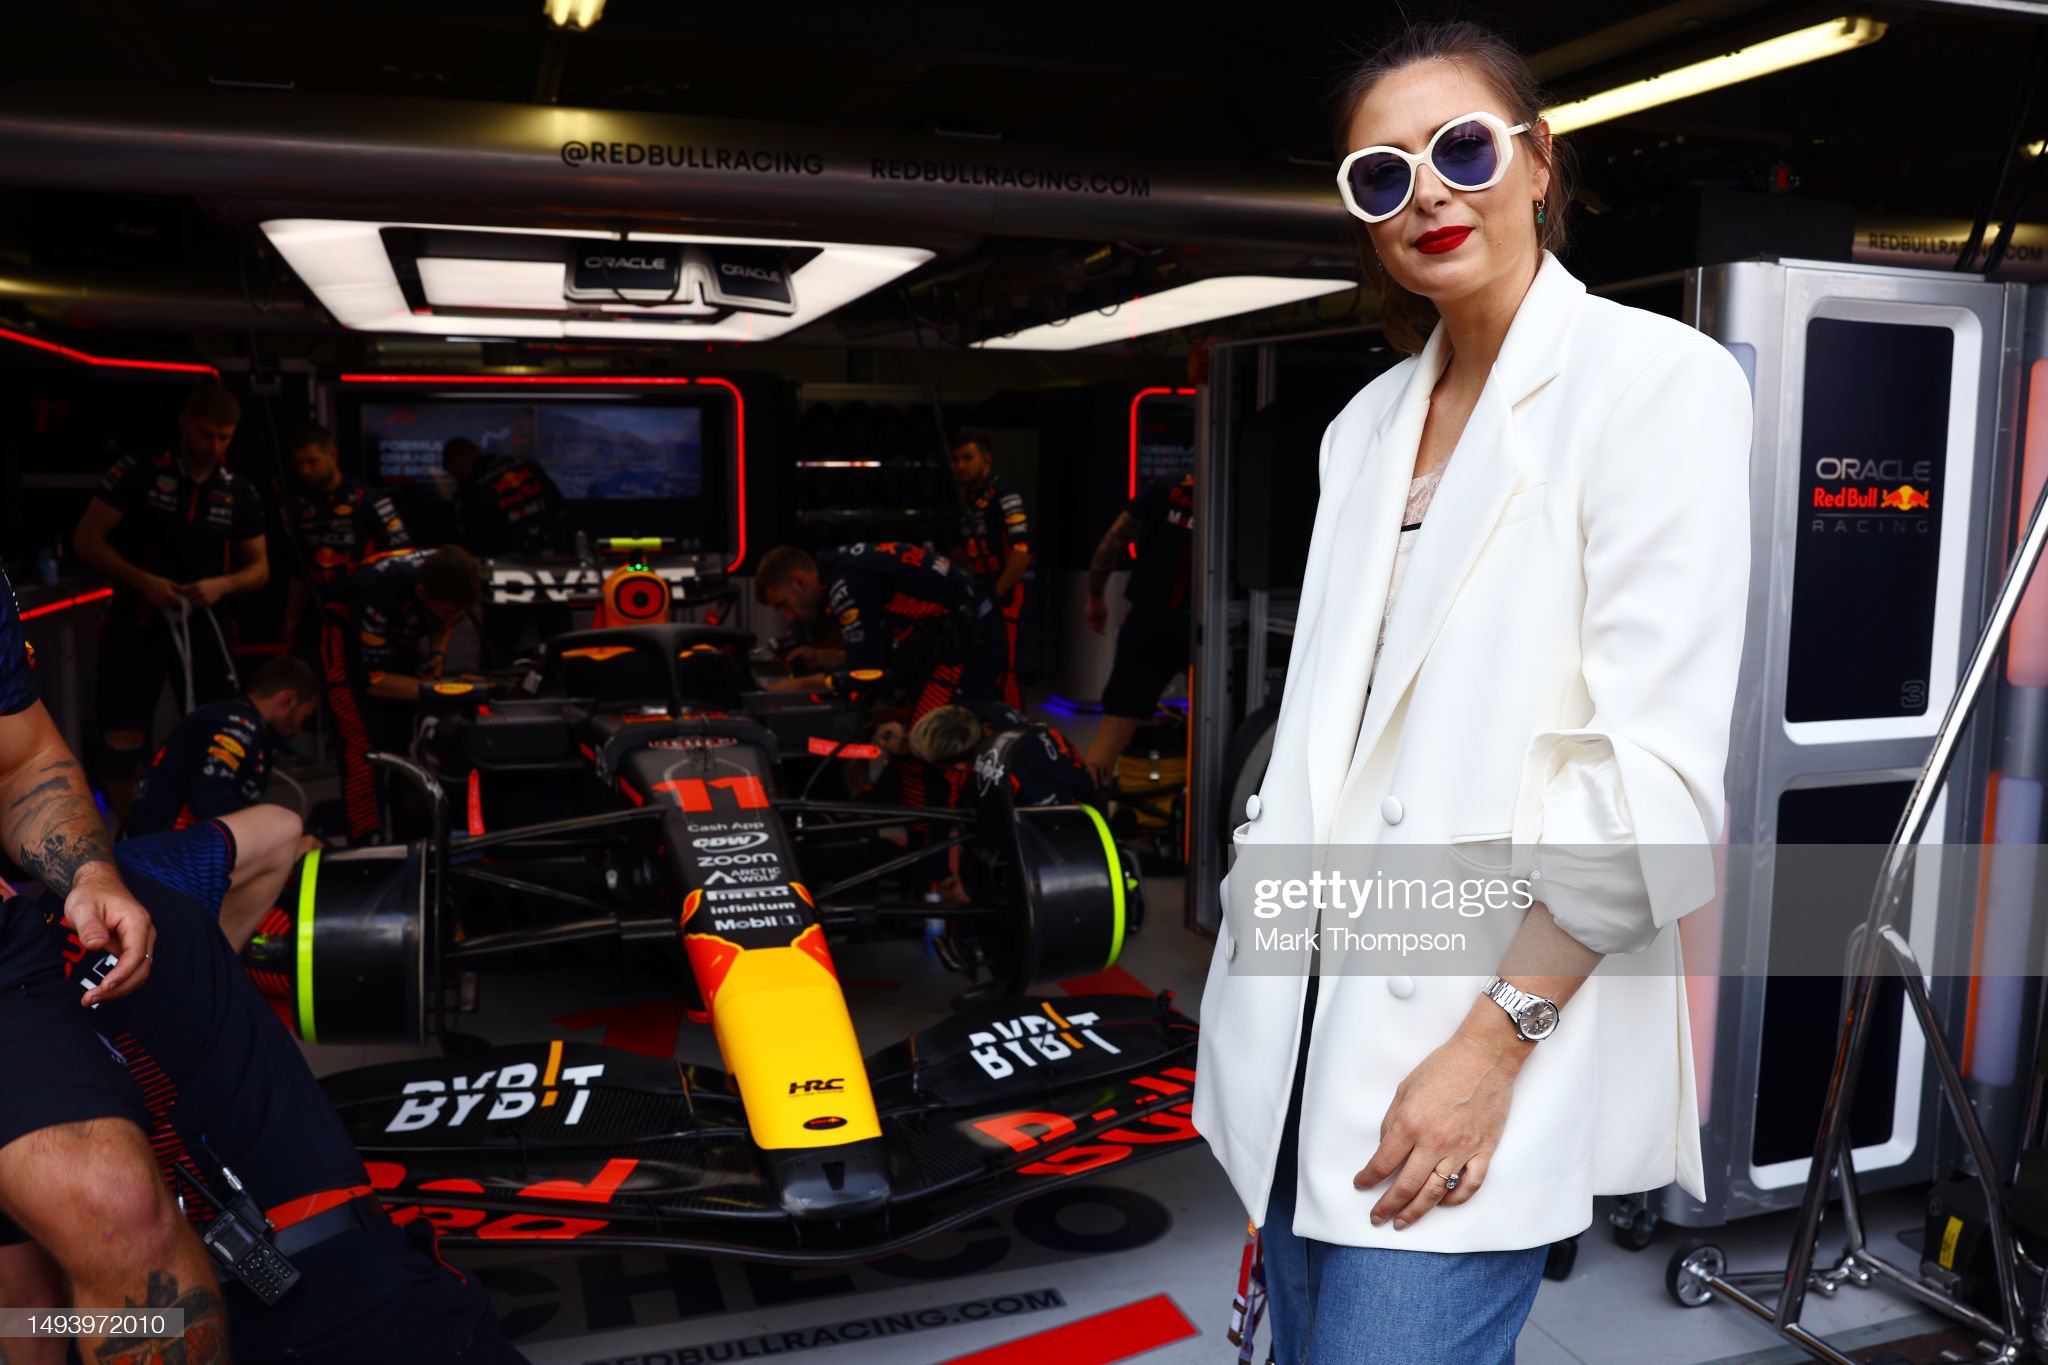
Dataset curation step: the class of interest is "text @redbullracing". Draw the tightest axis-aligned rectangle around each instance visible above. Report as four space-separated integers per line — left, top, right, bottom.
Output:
552 140 1153 197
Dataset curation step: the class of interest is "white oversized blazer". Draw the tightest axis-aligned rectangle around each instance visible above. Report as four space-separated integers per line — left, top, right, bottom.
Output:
1191 250 1754 1253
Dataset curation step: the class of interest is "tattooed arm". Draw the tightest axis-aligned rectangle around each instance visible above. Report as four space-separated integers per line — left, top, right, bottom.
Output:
0 700 154 1002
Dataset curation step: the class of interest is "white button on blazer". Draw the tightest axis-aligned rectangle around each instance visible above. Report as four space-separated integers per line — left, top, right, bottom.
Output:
1192 250 1753 1253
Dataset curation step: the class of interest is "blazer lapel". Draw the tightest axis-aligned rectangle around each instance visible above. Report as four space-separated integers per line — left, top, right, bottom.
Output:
1299 323 1451 844
1331 251 1589 823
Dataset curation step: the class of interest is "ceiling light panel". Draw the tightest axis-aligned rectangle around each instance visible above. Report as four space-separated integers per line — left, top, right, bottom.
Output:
972 276 1356 351
261 219 933 343
1541 16 1887 135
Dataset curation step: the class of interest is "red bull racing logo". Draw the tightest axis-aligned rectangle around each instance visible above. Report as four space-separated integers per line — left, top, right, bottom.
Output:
1811 483 1933 512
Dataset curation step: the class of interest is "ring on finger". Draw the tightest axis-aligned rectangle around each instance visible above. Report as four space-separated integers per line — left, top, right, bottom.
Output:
1433 1161 1465 1194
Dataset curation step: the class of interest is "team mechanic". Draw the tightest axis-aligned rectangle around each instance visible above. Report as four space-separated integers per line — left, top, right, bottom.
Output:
126 655 320 951
438 438 571 559
280 423 414 843
0 817 531 1365
754 541 1007 819
440 437 574 665
127 657 319 839
946 433 1032 709
753 541 1007 717
1080 471 1195 787
72 385 270 823
0 566 231 1363
907 701 1094 906
340 545 486 839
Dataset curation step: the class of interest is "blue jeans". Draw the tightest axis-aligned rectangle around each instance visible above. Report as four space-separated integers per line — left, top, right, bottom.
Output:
1262 985 1547 1364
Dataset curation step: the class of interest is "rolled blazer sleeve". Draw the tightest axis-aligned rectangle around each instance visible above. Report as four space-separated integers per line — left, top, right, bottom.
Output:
1511 335 1753 953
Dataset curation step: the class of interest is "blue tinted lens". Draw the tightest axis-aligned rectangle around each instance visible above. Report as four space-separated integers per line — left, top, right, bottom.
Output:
1348 153 1411 216
1431 122 1500 189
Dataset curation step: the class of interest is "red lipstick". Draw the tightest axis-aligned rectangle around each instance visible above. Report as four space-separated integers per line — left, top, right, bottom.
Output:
1414 226 1473 254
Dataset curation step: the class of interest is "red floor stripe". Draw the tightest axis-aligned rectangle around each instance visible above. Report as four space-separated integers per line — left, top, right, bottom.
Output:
1058 965 1156 998
933 1294 1197 1365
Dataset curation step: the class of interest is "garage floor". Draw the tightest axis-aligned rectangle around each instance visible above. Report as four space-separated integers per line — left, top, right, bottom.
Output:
291 867 1943 1365
271 694 1953 1365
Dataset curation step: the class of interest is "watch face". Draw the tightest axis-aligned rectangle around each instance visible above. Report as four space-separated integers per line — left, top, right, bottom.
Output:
1517 999 1560 1041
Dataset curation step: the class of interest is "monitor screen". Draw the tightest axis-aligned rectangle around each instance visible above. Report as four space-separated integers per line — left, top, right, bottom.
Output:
361 401 703 502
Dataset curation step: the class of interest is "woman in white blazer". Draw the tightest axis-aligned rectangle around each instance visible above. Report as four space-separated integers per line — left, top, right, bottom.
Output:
1190 20 1753 1364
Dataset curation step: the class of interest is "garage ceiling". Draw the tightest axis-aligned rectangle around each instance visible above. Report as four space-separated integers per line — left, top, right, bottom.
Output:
2 0 2045 358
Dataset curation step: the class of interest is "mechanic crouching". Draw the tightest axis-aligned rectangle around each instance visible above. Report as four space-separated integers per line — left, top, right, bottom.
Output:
0 818 530 1365
340 545 485 840
752 542 1007 719
125 654 323 950
907 703 1095 904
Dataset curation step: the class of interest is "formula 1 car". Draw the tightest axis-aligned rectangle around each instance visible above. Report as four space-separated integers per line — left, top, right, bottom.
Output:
248 571 1201 1262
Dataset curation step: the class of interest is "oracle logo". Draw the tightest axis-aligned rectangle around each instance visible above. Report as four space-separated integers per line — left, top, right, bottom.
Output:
1813 457 1932 483
584 255 668 271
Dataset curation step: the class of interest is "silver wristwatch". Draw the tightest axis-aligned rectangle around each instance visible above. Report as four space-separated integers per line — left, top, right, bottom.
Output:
1483 977 1560 1042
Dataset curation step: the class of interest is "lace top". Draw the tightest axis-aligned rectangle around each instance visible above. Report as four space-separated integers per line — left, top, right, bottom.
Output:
1368 467 1444 688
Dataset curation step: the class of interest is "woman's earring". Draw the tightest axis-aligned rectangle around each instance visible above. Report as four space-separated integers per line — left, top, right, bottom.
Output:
1534 199 1546 226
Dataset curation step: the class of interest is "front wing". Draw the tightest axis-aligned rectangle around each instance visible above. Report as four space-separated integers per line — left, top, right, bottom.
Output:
321 992 1201 1264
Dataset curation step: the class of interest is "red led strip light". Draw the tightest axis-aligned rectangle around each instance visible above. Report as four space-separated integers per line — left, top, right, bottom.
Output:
21 588 113 620
0 327 219 379
1127 386 1198 558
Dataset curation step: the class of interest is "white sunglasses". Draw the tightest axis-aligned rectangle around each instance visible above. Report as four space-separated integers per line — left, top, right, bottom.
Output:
1336 111 1532 224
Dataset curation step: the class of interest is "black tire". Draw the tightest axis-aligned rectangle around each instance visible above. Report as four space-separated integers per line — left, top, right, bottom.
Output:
1119 845 1148 936
1217 703 1282 848
1542 1236 1578 1281
1666 1240 1725 1308
1614 1205 1659 1251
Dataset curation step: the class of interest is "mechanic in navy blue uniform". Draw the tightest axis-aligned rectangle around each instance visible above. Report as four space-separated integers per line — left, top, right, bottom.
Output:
283 423 415 632
129 655 319 838
126 656 320 953
338 545 485 840
947 433 1033 709
1081 471 1195 786
754 541 1006 721
0 819 530 1365
442 436 575 666
907 701 1095 903
73 384 270 821
282 423 414 841
0 565 232 1364
441 437 572 557
911 700 1095 812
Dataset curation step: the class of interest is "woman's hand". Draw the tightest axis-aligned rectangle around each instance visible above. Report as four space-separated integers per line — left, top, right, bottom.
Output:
1354 998 1531 1230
